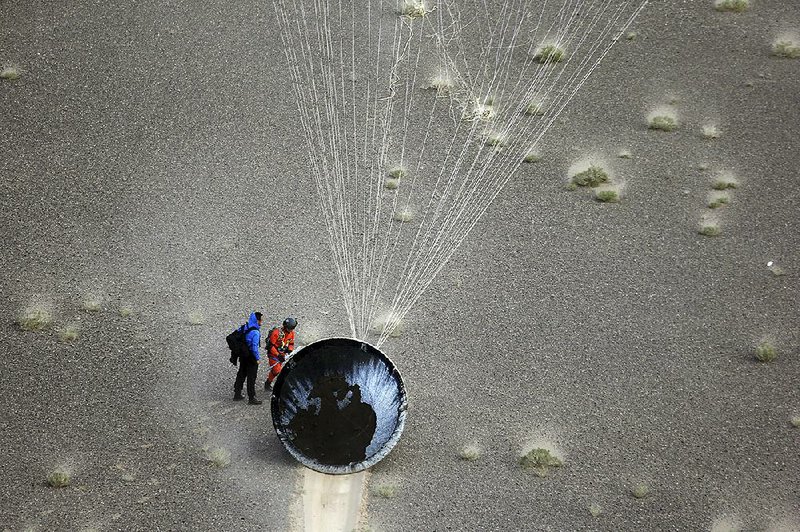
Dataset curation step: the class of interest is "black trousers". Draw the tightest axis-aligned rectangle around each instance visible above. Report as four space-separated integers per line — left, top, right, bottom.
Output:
234 355 259 399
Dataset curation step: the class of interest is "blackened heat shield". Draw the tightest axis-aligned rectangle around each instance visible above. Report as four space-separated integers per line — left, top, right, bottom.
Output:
271 337 407 474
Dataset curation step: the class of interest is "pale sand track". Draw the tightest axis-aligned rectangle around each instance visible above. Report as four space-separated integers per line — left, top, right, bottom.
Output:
301 470 367 532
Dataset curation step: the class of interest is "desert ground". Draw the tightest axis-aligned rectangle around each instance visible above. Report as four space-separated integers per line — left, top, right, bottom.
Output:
1 0 798 530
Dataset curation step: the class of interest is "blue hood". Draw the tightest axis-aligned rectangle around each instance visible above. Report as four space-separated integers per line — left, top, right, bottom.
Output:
242 312 262 360
246 312 261 330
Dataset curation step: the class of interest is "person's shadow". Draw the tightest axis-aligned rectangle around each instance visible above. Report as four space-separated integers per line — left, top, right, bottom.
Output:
288 375 377 465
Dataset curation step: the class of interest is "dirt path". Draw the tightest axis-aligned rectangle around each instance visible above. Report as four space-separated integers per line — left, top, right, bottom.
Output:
302 469 367 532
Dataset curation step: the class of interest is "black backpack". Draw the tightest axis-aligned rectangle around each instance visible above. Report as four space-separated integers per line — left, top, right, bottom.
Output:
226 325 257 366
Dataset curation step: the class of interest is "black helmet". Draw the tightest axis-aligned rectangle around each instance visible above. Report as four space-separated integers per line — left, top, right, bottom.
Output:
283 317 297 330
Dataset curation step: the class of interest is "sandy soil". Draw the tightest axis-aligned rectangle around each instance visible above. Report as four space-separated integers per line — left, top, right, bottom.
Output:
1 0 798 531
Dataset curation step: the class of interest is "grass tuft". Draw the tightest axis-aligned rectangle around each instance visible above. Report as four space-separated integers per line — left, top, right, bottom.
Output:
1 66 21 80
631 483 650 499
768 263 786 276
82 297 101 312
534 44 565 64
594 188 620 203
47 468 71 488
698 221 722 236
59 325 80 343
385 179 399 190
399 0 430 18
375 484 397 498
119 306 133 318
425 73 455 92
387 166 406 179
589 502 603 517
18 305 52 331
207 447 231 468
626 31 638 41
484 131 508 148
772 39 800 59
702 125 721 139
524 98 546 116
188 311 205 325
520 448 562 477
790 416 800 428
714 0 749 13
571 165 609 187
648 115 678 132
618 150 632 159
393 209 414 223
755 341 777 362
707 193 730 209
523 150 541 163
371 313 404 337
458 444 481 461
712 174 738 190
463 101 495 121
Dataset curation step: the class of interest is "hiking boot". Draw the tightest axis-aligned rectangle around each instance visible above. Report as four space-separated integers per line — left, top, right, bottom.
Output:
264 380 273 391
248 398 263 405
233 393 244 401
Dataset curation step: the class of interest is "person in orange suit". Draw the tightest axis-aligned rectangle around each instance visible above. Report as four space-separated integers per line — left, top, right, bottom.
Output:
265 317 297 390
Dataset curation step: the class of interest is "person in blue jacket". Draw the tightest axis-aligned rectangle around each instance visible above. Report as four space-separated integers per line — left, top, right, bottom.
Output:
233 312 264 405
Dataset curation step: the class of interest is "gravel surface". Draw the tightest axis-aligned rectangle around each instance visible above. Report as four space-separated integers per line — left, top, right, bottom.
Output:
1 0 798 531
